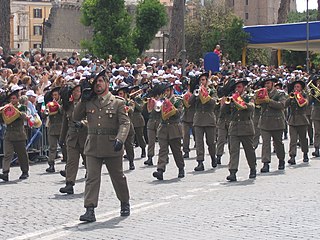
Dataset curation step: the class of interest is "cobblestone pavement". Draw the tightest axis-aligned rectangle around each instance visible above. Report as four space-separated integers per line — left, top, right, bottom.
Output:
1 138 320 240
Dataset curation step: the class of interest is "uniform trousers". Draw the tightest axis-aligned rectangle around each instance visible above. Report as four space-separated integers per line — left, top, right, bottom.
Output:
124 132 135 161
289 125 308 156
313 120 320 148
65 143 86 184
48 134 67 164
216 125 229 156
134 126 146 149
182 121 194 153
157 137 184 171
228 135 256 170
2 140 29 173
194 126 216 161
261 130 285 163
147 120 160 157
84 156 130 208
307 115 313 142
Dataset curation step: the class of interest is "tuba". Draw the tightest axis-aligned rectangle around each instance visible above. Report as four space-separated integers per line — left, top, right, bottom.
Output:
307 81 320 102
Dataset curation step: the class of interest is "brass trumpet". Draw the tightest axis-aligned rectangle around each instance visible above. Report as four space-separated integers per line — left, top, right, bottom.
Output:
154 100 163 112
129 89 143 99
289 92 295 99
193 88 200 96
225 97 231 104
307 81 320 102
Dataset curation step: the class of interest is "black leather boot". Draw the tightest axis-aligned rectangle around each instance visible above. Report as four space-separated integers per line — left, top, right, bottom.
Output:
60 170 66 177
260 163 270 173
19 172 29 180
278 160 285 170
249 168 256 179
60 181 74 194
211 156 217 168
79 207 96 222
129 160 135 170
312 148 320 157
144 157 153 166
183 152 189 158
216 155 222 165
152 169 164 180
194 160 204 171
178 168 185 178
226 169 237 181
0 172 9 182
120 202 130 217
141 148 146 158
46 163 55 173
288 156 296 165
303 153 309 162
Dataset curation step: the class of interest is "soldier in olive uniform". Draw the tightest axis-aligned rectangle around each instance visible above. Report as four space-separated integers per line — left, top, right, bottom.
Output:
116 86 136 170
189 73 218 171
45 87 67 173
181 90 195 159
129 86 147 158
311 76 320 157
74 70 130 222
59 83 88 194
0 89 30 181
258 77 287 173
223 79 257 181
144 85 163 166
152 83 185 180
285 80 309 165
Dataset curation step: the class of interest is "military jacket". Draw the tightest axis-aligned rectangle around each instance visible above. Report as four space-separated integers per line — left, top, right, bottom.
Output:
131 97 145 128
73 92 130 158
181 101 195 123
285 92 309 126
258 89 286 131
311 96 320 120
2 114 27 141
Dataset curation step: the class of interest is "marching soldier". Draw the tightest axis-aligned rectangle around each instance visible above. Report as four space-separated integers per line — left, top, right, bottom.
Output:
74 70 130 222
189 72 218 171
116 86 136 170
128 86 147 158
223 79 257 181
285 80 309 165
152 83 185 180
59 83 88 194
0 88 30 181
45 87 67 173
256 76 287 172
144 84 163 166
310 76 320 157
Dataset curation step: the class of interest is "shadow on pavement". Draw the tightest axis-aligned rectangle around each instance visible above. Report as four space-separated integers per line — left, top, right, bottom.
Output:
220 179 255 187
289 163 310 169
0 179 19 184
188 169 216 175
74 216 126 231
51 193 84 200
257 170 286 176
149 178 181 185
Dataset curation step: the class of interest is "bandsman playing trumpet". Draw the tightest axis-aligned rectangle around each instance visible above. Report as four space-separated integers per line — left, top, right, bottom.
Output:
222 78 257 181
285 79 309 165
309 75 320 157
189 72 218 171
256 76 286 173
152 83 185 180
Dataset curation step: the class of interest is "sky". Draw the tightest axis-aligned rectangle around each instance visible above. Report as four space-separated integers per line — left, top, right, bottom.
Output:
297 0 318 12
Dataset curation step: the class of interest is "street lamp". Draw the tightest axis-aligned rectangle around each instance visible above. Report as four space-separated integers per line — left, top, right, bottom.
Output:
162 32 169 61
306 0 310 73
181 0 187 77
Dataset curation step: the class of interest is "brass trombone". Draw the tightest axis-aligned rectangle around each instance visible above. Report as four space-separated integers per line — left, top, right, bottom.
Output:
307 81 320 102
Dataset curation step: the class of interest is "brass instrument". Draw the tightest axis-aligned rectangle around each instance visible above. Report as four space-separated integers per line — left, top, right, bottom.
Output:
154 100 163 112
193 88 200 96
225 97 231 104
289 92 295 99
307 81 320 102
290 91 308 107
129 89 143 99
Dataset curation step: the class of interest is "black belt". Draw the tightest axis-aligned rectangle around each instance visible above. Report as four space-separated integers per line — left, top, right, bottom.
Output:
88 128 118 135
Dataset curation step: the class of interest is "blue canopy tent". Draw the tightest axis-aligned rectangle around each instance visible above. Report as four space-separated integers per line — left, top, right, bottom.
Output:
242 21 320 65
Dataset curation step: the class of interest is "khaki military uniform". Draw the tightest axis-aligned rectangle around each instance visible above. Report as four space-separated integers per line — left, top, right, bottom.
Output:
306 102 313 143
1 113 29 174
181 100 195 154
189 90 217 161
225 95 256 171
59 102 87 184
156 96 185 172
285 94 309 157
124 103 135 163
258 89 286 164
131 98 146 150
147 108 161 158
73 92 130 208
47 107 67 164
311 99 320 149
216 103 231 157
253 106 261 149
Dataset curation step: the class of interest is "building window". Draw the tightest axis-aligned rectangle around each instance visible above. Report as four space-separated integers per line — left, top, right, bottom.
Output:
33 8 42 18
232 0 235 6
17 26 20 35
33 25 42 35
17 44 20 49
33 43 41 49
245 13 249 20
246 0 249 5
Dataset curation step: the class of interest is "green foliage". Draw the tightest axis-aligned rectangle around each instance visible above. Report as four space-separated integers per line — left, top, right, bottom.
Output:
81 0 138 62
185 3 248 62
287 9 318 23
133 0 168 55
246 48 270 65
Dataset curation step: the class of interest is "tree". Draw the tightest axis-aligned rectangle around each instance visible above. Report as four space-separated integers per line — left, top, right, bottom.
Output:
133 0 167 55
81 0 138 62
166 0 184 60
277 0 291 24
0 0 11 56
318 0 320 20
